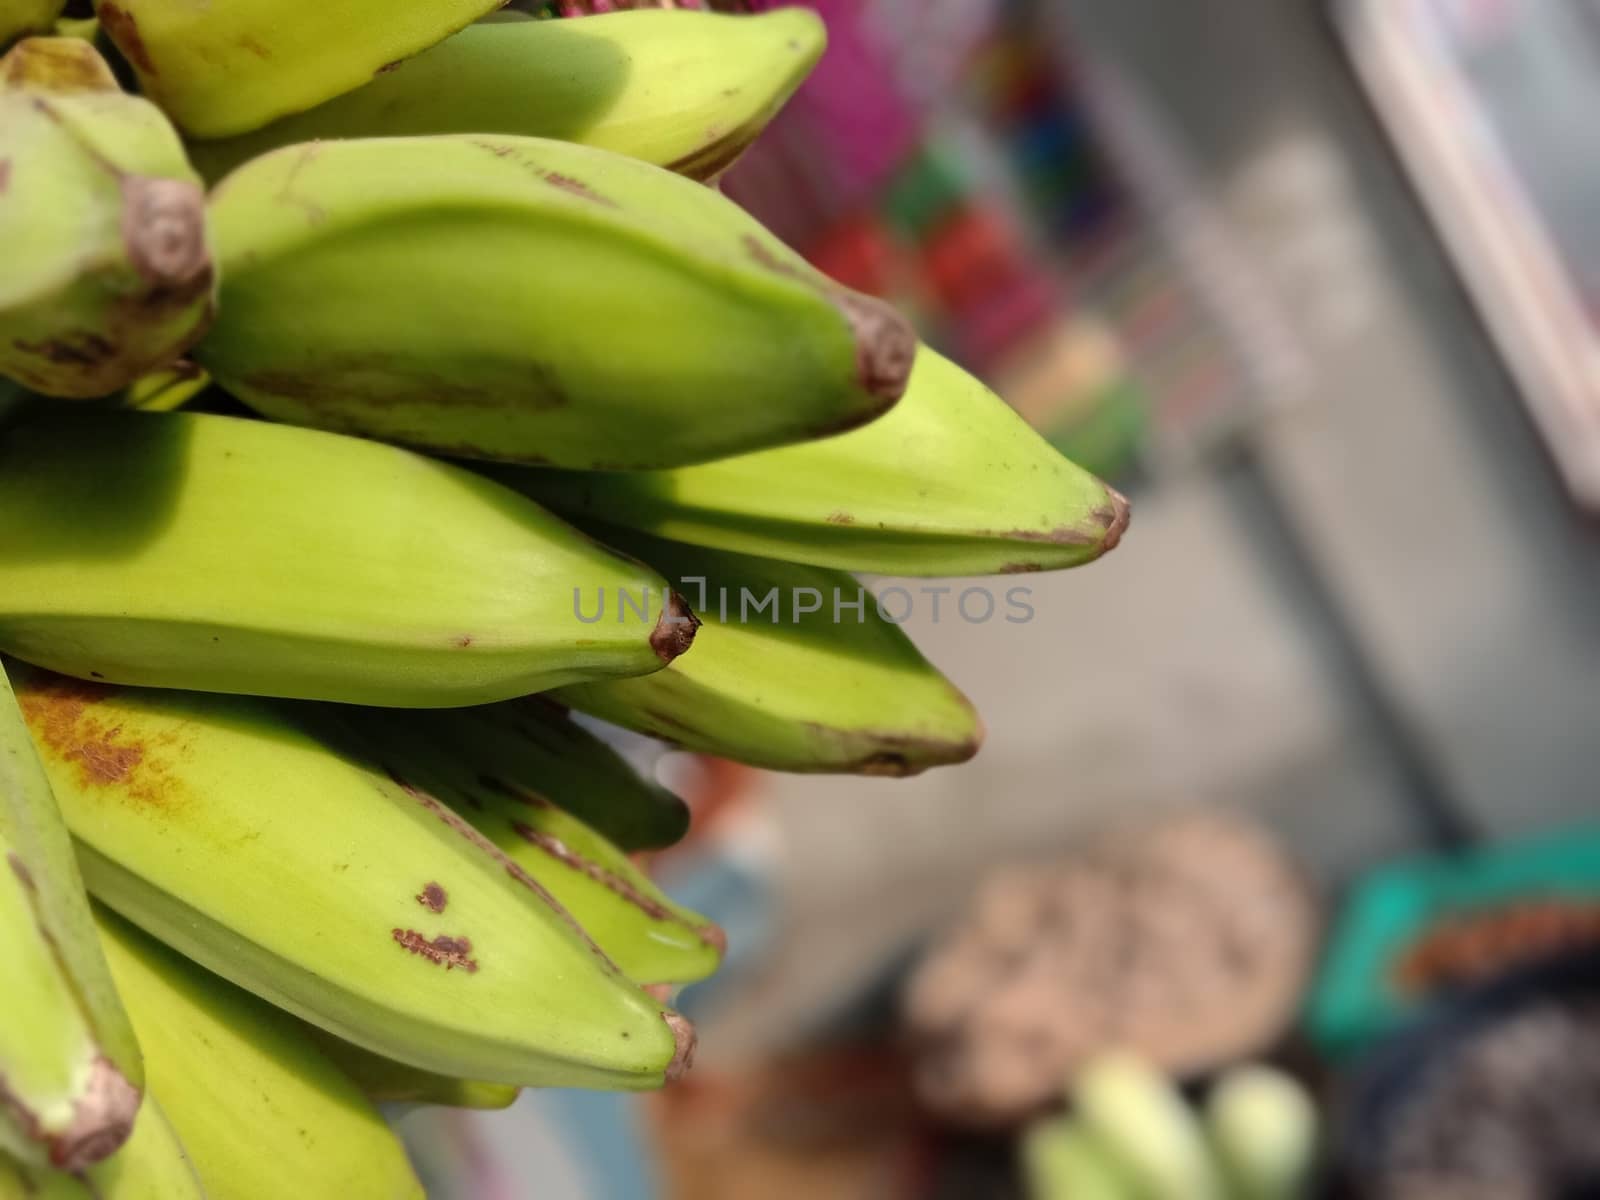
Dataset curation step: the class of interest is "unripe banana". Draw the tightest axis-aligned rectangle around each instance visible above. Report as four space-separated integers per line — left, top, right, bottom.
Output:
554 530 984 775
0 38 213 398
0 1095 204 1200
1204 1064 1317 1200
343 706 725 986
1020 1117 1134 1200
363 697 690 852
0 661 142 1172
0 1 64 46
92 0 503 138
1073 1053 1226 1200
196 135 915 469
94 905 424 1200
511 349 1130 577
303 1028 519 1111
190 9 825 185
0 409 694 706
12 665 695 1090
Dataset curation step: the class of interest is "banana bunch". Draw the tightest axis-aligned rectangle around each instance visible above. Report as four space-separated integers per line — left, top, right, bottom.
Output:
0 2 1130 1191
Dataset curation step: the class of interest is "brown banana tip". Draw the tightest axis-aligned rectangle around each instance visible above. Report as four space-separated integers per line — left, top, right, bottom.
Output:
1 38 117 92
51 1057 139 1172
663 1011 698 1082
697 922 729 957
831 291 918 404
649 592 700 665
122 177 212 294
1100 486 1131 554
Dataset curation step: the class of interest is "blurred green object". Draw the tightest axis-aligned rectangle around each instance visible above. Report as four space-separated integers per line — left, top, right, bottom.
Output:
1074 1053 1227 1200
1205 1065 1317 1200
1305 823 1600 1057
1045 374 1146 483
1021 1115 1134 1200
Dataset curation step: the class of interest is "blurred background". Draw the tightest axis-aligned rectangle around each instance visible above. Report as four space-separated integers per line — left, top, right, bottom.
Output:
406 0 1600 1195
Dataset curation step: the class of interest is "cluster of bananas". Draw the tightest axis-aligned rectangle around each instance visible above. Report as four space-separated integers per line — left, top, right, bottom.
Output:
0 1 1127 1195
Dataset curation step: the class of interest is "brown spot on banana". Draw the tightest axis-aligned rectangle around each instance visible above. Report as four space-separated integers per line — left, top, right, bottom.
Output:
0 1055 142 1172
649 591 700 665
416 882 448 913
663 1012 697 1082
476 775 554 811
391 929 478 972
0 38 118 92
7 854 34 892
94 4 156 75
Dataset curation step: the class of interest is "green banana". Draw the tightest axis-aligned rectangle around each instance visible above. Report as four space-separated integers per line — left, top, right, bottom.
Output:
12 665 695 1090
0 38 214 398
92 0 503 138
343 706 725 985
0 1 64 46
0 1095 204 1199
196 135 915 469
358 697 690 852
303 1028 519 1111
0 409 695 706
189 8 826 185
95 905 423 1200
1204 1065 1317 1200
1020 1117 1133 1200
553 530 984 775
0 661 141 1172
1073 1053 1225 1200
510 348 1130 577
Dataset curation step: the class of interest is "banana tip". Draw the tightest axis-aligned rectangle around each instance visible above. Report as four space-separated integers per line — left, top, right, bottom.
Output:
650 592 701 665
663 1011 697 1083
832 291 918 405
1100 486 1131 554
50 1057 139 1172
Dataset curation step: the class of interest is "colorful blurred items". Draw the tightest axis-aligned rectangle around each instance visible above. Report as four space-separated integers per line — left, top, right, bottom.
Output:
1326 948 1600 1200
902 810 1318 1127
644 1045 926 1200
1306 824 1600 1059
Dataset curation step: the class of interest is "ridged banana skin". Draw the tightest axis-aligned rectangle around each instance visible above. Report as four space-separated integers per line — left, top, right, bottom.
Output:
95 906 422 1200
91 0 503 138
0 410 691 706
556 531 984 776
346 708 725 985
197 136 915 469
0 1 64 46
0 39 214 398
302 1027 519 1110
189 9 826 185
0 663 141 1172
511 349 1130 577
0 1095 204 1200
369 698 690 852
11 667 694 1090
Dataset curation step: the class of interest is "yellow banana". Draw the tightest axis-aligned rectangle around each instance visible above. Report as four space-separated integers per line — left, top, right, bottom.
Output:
303 1028 519 1111
92 0 503 138
342 705 725 986
189 8 826 185
0 1095 203 1199
1073 1053 1225 1200
1204 1065 1317 1200
509 349 1130 577
0 38 213 398
0 409 694 706
554 530 984 775
95 905 423 1200
0 660 141 1172
196 135 915 469
0 1 63 46
358 697 690 852
12 665 696 1090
